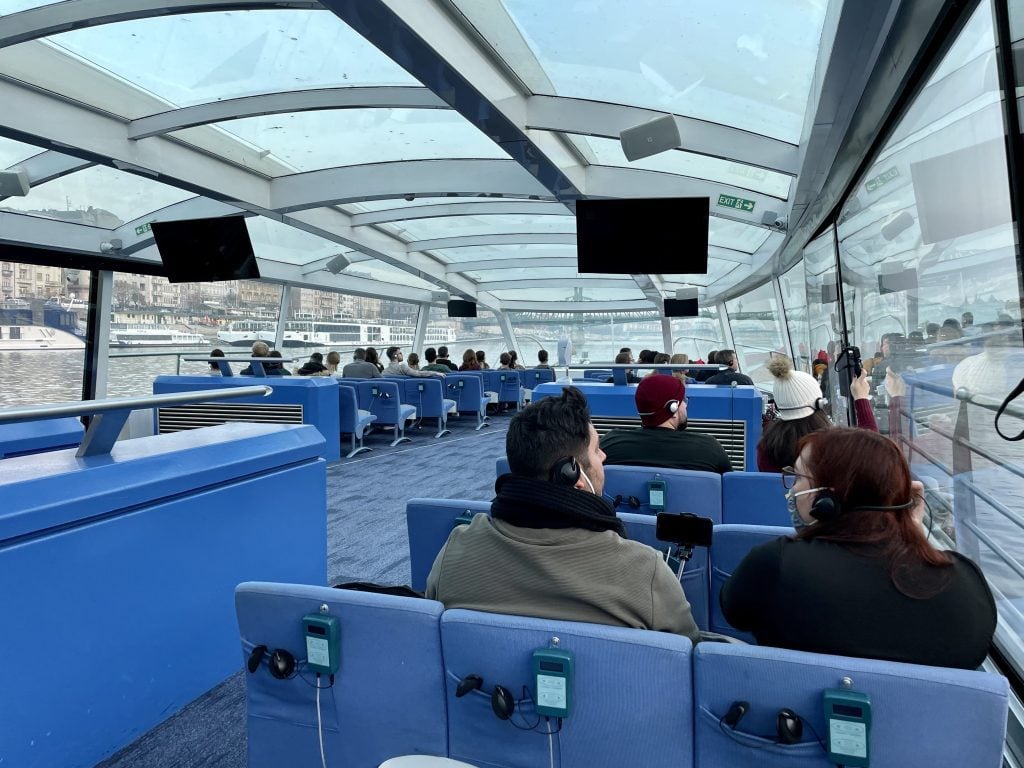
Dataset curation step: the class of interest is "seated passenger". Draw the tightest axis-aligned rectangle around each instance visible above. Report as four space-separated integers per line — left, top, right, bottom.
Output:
426 386 698 640
407 352 420 370
421 347 452 374
721 428 996 669
757 357 875 472
508 350 525 370
341 347 381 378
265 349 290 376
643 352 671 376
459 349 481 371
476 350 490 369
436 345 459 371
605 351 642 383
239 341 269 376
365 346 384 372
497 352 512 369
693 349 719 382
208 347 225 374
704 349 754 386
297 352 327 376
383 346 443 377
601 375 732 473
325 350 341 375
536 349 551 368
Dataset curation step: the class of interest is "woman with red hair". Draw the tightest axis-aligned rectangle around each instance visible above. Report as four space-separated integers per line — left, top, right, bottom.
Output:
721 427 995 669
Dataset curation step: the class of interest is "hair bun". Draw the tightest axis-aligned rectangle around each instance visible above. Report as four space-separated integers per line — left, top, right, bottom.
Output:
767 356 793 379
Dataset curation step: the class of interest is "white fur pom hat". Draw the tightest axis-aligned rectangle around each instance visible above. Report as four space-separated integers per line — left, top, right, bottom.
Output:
769 357 823 420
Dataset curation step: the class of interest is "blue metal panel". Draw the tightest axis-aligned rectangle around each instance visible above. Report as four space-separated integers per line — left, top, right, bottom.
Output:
0 424 327 768
152 375 342 461
0 416 83 458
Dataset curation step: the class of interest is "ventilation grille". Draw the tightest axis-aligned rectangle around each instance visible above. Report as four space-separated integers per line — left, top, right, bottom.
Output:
157 403 303 434
594 416 747 471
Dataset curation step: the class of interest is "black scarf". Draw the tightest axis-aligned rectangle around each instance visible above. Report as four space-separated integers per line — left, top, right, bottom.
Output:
491 474 627 537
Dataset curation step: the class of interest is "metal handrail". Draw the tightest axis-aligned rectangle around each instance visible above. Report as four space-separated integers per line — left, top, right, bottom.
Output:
0 386 273 458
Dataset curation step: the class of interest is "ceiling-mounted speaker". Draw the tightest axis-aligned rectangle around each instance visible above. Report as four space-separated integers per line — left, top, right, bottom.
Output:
675 287 698 301
881 211 915 241
0 167 30 197
431 291 450 303
620 114 681 161
325 254 350 274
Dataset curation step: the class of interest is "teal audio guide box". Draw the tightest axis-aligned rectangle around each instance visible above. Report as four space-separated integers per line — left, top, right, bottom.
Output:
532 647 574 718
824 689 871 767
303 613 340 675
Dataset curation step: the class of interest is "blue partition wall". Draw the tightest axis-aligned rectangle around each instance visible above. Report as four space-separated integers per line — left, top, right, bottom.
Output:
0 423 328 768
153 374 342 461
532 382 762 469
0 416 84 457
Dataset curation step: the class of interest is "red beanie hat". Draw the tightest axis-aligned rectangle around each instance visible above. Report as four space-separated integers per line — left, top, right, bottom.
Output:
635 375 686 427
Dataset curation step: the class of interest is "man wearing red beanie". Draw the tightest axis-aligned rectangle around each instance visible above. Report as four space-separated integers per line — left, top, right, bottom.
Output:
601 375 733 473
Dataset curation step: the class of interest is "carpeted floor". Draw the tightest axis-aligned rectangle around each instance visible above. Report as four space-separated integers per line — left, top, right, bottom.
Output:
96 410 512 768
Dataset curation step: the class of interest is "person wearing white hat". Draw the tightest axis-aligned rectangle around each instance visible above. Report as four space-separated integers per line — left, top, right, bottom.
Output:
757 356 875 472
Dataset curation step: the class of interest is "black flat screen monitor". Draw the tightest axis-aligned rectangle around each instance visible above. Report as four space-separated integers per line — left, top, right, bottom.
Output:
151 216 260 284
878 268 918 295
576 197 709 274
447 299 477 318
664 298 699 317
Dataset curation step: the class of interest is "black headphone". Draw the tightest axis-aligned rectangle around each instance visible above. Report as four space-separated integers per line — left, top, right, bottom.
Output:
810 491 916 522
637 399 680 418
550 456 580 486
247 645 296 680
774 396 828 414
455 674 516 720
611 494 641 509
721 701 806 746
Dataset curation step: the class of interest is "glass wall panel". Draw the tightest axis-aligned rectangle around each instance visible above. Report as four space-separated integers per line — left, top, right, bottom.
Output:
724 281 786 388
428 304 504 369
508 310 666 368
670 309 724 363
0 260 88 406
779 260 809 371
801 228 841 420
836 2 1024 673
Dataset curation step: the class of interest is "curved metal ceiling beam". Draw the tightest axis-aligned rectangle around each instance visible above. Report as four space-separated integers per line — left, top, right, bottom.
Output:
270 159 554 213
476 277 634 291
350 200 569 226
446 256 576 273
525 96 800 177
407 233 575 252
127 87 448 140
0 0 320 49
4 150 92 186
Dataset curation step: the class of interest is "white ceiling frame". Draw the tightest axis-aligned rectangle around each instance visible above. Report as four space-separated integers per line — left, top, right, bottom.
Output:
0 0 320 49
350 200 569 226
0 78 501 306
525 96 800 177
0 210 113 254
270 159 555 212
407 233 574 252
4 150 93 186
474 278 634 291
446 256 575 273
499 300 658 313
252 259 436 303
127 87 449 140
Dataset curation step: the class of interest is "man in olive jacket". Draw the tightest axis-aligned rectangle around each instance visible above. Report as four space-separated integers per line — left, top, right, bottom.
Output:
426 386 698 641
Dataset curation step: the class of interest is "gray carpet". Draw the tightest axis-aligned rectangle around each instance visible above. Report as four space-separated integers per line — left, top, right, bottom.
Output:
96 411 511 768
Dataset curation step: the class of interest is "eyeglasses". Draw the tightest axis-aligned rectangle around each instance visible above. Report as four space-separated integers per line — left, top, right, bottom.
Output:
781 466 813 490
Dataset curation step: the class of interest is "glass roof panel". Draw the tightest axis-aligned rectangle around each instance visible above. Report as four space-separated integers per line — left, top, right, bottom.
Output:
344 259 438 290
0 136 46 169
245 218 349 266
173 109 509 173
343 197 554 213
451 0 831 143
569 135 792 199
0 165 195 227
40 10 416 111
489 286 647 301
466 267 634 281
388 214 575 241
3 1 58 12
433 244 576 264
709 217 771 254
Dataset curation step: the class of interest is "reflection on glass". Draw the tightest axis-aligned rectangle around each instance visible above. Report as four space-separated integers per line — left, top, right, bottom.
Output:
780 260 809 371
0 136 45 170
725 281 785 387
0 165 193 226
837 1 1024 676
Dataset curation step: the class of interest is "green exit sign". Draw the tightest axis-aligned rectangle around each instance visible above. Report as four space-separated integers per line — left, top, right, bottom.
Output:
134 222 152 236
717 194 756 213
865 166 899 193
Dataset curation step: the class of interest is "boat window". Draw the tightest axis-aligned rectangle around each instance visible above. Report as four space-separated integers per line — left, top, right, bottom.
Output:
725 282 786 388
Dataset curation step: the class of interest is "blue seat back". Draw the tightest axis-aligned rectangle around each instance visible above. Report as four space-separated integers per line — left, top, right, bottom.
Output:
495 370 521 403
406 498 491 592
532 367 555 384
389 377 441 417
619 511 710 630
336 381 364 433
693 643 1008 768
496 456 510 476
722 472 789 525
603 465 723 521
708 524 792 641
520 369 541 390
236 583 447 768
442 609 693 768
445 374 487 414
357 380 404 425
